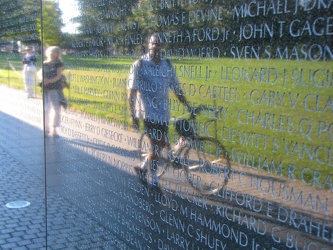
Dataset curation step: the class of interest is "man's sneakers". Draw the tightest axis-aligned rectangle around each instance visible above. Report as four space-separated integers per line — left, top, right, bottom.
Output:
134 165 159 187
134 165 148 181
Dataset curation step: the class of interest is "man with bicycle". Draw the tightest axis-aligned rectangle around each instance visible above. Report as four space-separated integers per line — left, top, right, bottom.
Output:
128 33 190 186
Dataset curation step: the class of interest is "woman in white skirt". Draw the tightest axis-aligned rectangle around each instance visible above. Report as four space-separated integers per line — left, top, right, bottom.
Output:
22 46 37 98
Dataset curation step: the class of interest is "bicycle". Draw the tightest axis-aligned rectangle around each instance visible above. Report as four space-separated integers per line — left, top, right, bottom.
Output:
138 105 231 195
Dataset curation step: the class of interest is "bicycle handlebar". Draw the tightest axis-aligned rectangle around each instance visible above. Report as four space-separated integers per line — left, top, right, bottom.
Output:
188 104 219 120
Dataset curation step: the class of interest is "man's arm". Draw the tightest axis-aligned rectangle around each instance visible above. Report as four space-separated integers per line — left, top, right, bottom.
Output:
128 86 139 130
175 88 191 112
128 88 137 117
128 59 142 130
166 59 191 112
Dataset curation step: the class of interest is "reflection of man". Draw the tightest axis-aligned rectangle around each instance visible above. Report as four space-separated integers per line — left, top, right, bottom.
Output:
128 33 189 186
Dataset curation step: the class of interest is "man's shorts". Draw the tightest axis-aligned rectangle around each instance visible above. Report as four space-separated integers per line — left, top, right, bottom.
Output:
143 119 169 143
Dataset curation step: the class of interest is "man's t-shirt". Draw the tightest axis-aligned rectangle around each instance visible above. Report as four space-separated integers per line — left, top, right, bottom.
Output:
128 55 180 125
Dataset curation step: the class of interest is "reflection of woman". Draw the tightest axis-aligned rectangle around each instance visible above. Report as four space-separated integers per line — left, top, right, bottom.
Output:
22 46 37 98
43 46 64 137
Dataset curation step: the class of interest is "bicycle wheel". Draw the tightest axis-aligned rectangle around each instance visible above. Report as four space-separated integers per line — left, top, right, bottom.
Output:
138 132 170 180
183 137 231 195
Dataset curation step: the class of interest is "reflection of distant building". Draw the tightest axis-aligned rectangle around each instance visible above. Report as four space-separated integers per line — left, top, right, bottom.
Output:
0 40 40 55
0 39 19 53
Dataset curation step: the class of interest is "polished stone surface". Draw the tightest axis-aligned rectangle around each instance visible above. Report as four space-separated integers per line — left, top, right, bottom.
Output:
1 85 332 249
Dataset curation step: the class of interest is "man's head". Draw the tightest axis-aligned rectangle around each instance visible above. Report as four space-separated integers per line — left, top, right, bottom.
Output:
24 46 32 53
148 33 162 63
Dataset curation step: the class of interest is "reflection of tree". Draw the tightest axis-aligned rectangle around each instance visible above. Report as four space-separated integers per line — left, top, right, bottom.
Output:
73 0 331 58
41 0 64 46
229 0 332 52
0 0 64 49
0 0 40 49
73 0 140 55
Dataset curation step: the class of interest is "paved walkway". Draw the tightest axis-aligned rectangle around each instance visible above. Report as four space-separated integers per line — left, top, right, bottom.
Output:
0 86 124 249
0 85 332 249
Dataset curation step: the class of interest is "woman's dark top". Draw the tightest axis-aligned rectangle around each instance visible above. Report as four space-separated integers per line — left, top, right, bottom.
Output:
43 59 64 90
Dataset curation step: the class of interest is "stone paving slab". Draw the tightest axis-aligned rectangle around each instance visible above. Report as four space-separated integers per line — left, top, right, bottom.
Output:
0 124 123 249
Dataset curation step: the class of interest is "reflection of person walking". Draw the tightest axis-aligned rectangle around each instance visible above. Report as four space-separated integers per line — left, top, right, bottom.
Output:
22 46 37 98
43 46 65 137
128 33 189 186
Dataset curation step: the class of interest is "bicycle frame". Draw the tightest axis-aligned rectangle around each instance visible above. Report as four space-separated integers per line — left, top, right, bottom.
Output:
172 105 220 145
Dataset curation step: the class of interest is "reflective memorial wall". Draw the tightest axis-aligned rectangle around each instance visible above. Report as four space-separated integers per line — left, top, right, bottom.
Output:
0 0 332 249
